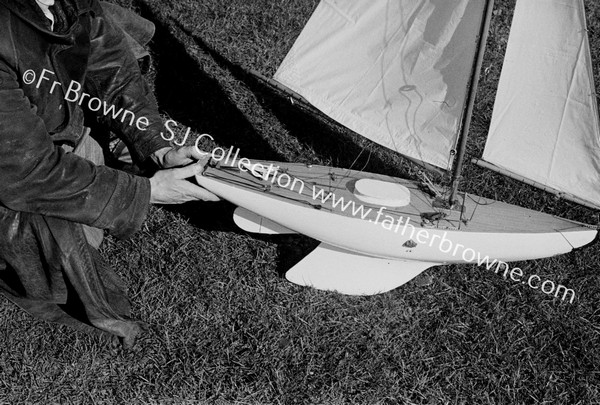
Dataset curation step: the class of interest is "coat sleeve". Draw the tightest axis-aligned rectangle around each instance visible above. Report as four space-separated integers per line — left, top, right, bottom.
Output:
84 1 171 164
0 63 151 239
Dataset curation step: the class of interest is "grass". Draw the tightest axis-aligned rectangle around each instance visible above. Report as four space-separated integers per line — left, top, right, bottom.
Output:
2 0 600 403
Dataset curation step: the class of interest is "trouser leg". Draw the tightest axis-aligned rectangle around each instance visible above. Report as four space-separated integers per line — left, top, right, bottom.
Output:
0 129 145 346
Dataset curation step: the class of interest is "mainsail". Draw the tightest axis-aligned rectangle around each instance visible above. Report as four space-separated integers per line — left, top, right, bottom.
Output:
274 0 487 170
481 0 600 209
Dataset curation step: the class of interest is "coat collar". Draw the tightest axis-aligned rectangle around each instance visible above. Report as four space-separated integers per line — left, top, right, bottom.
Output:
0 0 92 41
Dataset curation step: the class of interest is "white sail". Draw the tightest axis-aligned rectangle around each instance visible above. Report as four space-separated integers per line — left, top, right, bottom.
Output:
274 0 487 170
482 0 600 209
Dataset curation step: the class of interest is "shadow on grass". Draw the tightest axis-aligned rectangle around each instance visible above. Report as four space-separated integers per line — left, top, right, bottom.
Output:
172 21 412 179
173 200 319 277
138 2 283 160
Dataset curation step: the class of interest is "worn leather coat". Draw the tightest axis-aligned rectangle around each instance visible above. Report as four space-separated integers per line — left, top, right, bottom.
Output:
0 0 171 344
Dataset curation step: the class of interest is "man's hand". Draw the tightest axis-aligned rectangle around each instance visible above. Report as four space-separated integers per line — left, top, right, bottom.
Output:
151 146 210 169
149 157 219 204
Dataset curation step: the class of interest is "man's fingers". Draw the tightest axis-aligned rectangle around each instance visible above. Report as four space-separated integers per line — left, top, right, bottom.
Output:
162 146 213 168
196 154 212 168
186 145 211 160
172 161 204 179
174 145 210 161
171 156 211 179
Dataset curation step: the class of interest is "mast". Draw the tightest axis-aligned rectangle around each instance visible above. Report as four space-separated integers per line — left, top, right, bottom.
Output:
447 0 496 207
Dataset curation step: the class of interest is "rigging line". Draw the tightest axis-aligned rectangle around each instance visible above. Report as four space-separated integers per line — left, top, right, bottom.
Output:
357 149 373 173
330 149 364 193
347 146 366 171
332 146 373 196
278 166 361 192
465 193 496 206
204 171 321 205
463 192 498 226
467 196 481 223
205 169 422 218
206 167 266 186
419 171 443 199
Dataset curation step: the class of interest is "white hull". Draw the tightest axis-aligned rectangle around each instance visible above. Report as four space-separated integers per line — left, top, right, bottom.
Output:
196 172 596 266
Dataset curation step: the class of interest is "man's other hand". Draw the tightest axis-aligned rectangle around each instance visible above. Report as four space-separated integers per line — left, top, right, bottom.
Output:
151 146 210 169
149 157 219 204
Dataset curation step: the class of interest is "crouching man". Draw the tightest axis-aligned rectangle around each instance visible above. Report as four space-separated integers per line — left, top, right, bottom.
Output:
0 0 218 346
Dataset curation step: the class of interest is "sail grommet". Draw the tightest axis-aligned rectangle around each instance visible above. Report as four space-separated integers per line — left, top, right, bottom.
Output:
353 179 411 207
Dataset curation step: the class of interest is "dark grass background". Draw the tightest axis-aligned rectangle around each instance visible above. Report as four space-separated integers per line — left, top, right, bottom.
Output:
2 0 600 404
